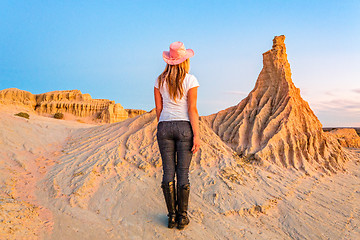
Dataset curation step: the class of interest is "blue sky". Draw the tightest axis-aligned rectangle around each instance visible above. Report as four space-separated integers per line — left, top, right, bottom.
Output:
1 0 359 127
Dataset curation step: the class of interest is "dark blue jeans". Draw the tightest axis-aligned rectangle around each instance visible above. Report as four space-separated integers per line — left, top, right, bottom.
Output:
156 121 193 187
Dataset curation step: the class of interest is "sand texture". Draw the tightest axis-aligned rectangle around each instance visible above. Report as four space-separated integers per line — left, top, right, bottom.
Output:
1 35 359 240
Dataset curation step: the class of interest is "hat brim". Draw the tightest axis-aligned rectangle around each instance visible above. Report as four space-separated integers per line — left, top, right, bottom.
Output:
163 49 194 65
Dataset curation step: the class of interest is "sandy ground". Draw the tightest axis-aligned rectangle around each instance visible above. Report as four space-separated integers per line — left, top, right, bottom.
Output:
0 105 359 240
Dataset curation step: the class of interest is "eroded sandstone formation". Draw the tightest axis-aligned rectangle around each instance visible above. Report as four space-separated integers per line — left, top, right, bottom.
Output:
0 88 129 123
125 109 147 118
0 88 36 109
328 128 360 148
34 90 129 123
203 35 349 174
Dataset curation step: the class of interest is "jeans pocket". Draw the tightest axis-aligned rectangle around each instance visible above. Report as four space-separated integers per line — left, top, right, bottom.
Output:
179 124 193 139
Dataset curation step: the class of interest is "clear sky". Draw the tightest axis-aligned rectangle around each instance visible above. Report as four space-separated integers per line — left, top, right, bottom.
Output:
1 0 359 127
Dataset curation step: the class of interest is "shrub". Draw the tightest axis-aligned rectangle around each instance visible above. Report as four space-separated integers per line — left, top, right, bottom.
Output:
54 112 64 119
14 112 29 119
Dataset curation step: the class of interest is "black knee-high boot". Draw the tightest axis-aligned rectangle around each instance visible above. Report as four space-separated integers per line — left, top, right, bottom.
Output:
161 181 177 228
177 183 190 230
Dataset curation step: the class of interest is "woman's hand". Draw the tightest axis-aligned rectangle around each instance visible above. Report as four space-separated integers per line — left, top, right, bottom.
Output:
192 135 200 153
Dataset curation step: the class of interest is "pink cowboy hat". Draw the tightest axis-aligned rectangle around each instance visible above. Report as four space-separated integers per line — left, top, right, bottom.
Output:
163 41 194 65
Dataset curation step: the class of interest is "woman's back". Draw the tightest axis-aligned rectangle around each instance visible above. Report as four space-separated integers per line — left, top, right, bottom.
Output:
155 73 199 122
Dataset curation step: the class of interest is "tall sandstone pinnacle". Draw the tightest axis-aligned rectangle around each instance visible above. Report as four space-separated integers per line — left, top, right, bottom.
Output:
203 35 349 174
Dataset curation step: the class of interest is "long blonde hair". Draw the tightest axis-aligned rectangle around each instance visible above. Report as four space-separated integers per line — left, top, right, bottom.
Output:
157 58 190 102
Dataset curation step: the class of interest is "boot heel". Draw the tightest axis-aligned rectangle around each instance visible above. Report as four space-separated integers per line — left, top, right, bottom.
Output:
168 213 177 228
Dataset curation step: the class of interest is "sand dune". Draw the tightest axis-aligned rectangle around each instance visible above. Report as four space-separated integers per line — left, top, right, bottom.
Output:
0 105 95 239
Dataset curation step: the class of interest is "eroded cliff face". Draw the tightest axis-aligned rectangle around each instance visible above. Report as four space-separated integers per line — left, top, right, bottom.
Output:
34 90 129 123
203 35 349 174
125 109 147 118
328 128 360 148
0 88 36 109
0 88 129 124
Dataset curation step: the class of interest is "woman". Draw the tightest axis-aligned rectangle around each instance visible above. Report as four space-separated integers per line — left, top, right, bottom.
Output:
154 41 200 230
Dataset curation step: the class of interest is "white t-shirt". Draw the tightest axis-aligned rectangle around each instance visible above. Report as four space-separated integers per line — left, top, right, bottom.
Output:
155 73 199 122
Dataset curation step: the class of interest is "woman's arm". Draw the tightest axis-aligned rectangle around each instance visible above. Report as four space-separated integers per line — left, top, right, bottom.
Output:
154 87 163 122
187 87 200 153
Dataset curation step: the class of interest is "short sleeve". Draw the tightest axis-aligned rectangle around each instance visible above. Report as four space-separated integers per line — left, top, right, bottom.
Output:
187 75 200 90
154 78 159 89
